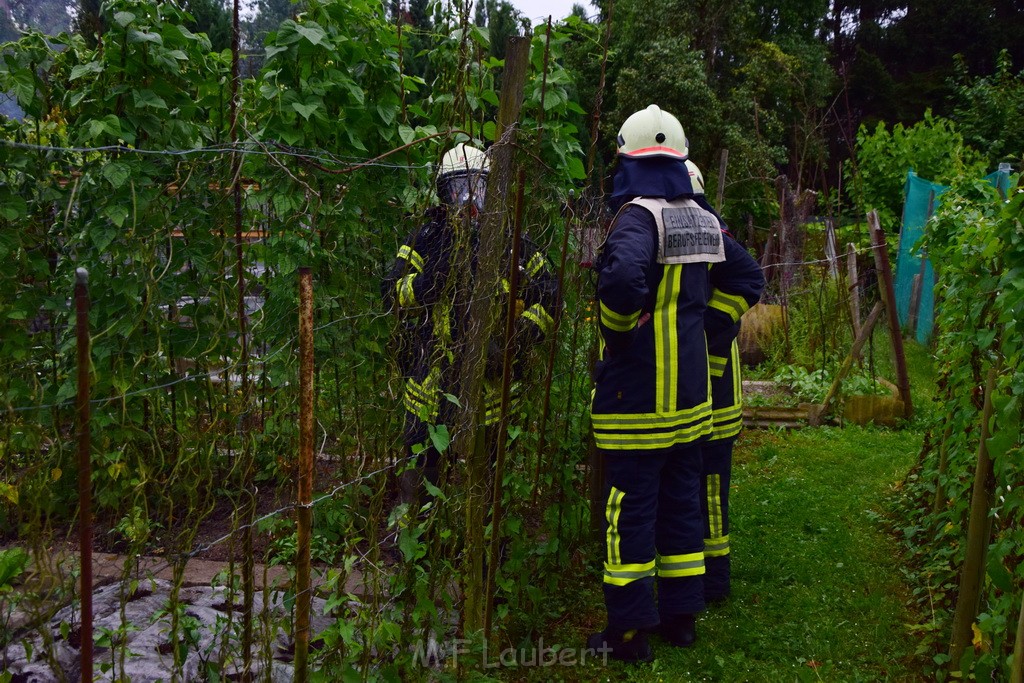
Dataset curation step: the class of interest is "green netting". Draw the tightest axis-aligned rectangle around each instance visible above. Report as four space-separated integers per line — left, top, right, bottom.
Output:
894 169 1012 343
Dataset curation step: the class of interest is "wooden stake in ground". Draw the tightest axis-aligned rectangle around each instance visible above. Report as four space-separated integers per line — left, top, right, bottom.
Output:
846 243 861 340
868 211 913 419
294 267 314 683
75 268 93 683
716 148 728 213
948 366 999 673
456 35 531 639
808 301 883 426
1012 587 1024 682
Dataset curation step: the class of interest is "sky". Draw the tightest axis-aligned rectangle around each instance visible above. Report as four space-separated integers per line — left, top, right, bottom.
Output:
511 0 597 26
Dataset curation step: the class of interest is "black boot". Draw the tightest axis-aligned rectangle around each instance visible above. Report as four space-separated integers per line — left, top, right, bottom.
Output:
586 628 653 663
660 613 697 648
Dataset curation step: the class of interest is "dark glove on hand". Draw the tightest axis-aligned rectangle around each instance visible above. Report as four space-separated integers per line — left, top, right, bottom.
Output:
485 338 504 380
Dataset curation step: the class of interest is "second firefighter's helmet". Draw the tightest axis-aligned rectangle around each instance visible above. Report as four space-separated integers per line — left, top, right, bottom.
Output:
616 105 688 159
436 143 489 212
685 159 705 194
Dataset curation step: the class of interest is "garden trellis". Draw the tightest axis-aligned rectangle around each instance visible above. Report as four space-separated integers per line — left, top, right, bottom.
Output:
0 0 602 678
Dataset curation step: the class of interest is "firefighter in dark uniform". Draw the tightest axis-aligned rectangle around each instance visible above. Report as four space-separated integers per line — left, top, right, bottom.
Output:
687 159 765 603
382 143 559 509
587 106 764 662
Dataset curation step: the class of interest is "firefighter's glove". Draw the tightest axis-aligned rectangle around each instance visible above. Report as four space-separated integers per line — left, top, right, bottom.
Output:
485 338 504 380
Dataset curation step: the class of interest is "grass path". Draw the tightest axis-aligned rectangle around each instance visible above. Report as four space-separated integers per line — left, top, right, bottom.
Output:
506 425 928 682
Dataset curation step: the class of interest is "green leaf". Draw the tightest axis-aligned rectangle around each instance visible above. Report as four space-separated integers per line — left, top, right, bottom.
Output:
90 224 117 252
101 162 131 189
128 29 163 45
295 24 327 46
427 424 450 454
0 547 29 588
292 102 319 120
0 195 26 220
566 156 586 180
113 11 135 27
398 125 415 145
104 204 130 228
482 121 496 142
264 44 288 61
132 89 167 110
70 61 103 81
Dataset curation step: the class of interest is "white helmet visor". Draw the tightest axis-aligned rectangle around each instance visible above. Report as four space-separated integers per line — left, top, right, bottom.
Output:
438 172 488 211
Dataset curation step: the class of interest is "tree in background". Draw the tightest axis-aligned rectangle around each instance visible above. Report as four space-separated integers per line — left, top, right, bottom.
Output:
950 50 1024 167
474 0 529 61
2 0 72 38
73 0 103 47
183 0 232 52
247 0 301 49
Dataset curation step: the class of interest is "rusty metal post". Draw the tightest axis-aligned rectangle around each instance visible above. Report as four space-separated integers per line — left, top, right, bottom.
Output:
868 211 913 419
74 268 93 683
294 267 314 682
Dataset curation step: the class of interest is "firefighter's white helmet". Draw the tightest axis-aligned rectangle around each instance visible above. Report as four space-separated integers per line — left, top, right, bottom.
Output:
686 159 705 194
436 143 489 210
616 105 688 159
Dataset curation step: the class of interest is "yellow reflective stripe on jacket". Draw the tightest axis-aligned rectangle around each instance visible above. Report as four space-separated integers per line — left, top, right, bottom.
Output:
605 487 625 567
527 252 546 277
708 289 749 323
397 245 425 273
708 353 727 378
655 264 682 412
704 534 730 557
593 413 712 450
592 402 713 450
706 473 723 539
592 401 711 430
604 560 657 586
522 303 554 336
599 301 640 332
396 274 417 307
656 552 705 578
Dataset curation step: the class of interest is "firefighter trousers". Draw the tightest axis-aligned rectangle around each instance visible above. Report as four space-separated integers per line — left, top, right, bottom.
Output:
601 444 706 630
701 437 734 601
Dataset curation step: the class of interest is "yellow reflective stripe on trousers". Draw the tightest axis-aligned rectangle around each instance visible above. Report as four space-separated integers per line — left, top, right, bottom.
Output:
731 340 742 404
708 289 749 323
599 301 640 332
522 303 554 336
657 552 705 578
605 487 624 567
711 418 742 441
396 274 417 307
707 473 722 539
708 353 727 377
655 265 681 412
397 245 424 273
704 534 730 557
604 560 657 586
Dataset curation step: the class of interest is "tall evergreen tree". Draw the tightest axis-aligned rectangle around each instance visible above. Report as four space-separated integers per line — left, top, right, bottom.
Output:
183 0 232 52
73 0 103 46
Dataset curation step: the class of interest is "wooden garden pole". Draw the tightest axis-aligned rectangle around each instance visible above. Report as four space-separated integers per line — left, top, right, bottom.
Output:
75 268 93 683
846 243 861 340
1012 589 1024 682
294 267 314 683
456 35 530 639
948 366 999 673
484 172 525 642
716 149 728 213
868 211 912 419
